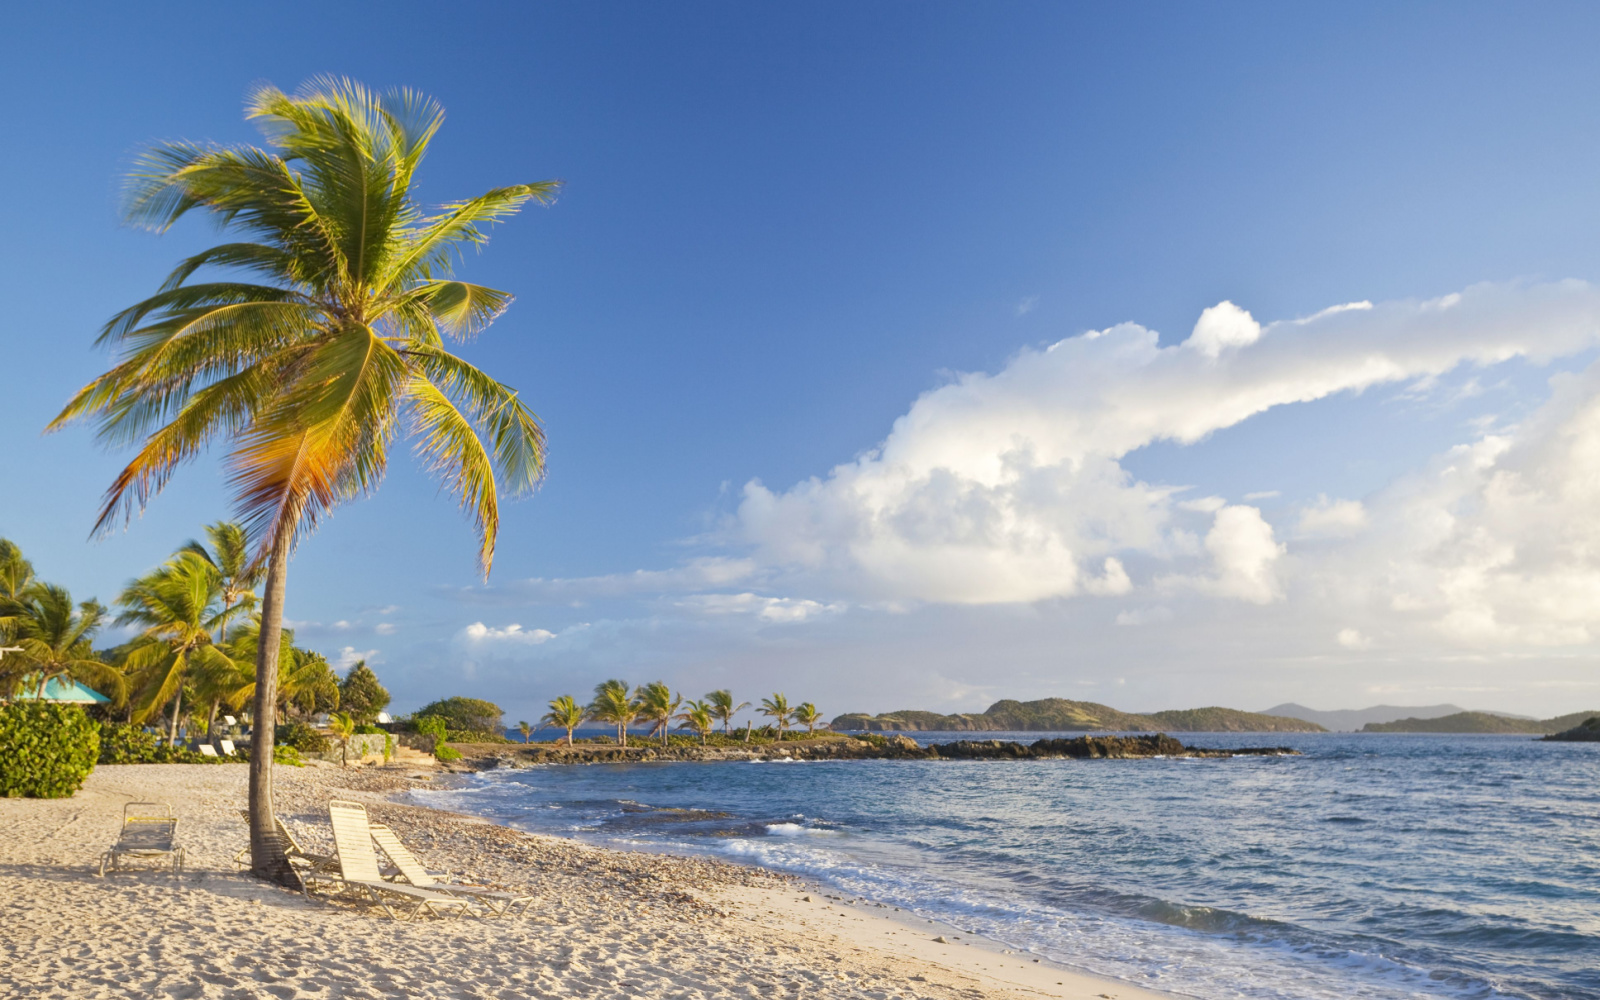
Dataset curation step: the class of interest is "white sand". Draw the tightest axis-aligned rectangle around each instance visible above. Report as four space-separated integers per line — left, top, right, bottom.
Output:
0 763 1171 1000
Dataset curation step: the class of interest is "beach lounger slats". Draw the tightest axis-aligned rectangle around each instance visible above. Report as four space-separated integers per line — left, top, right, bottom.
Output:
99 802 184 876
304 801 469 921
369 823 535 918
231 811 339 873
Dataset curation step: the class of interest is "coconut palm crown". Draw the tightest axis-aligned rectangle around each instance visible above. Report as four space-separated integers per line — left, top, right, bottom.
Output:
49 78 556 887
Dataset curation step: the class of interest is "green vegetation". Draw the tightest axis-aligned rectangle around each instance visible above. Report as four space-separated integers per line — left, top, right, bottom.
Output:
415 696 504 737
275 720 329 753
760 693 794 736
337 661 391 725
831 698 1326 733
327 712 356 767
53 78 554 885
541 695 585 745
97 723 243 764
587 680 640 747
1362 710 1600 734
705 690 750 735
636 682 681 746
0 703 101 798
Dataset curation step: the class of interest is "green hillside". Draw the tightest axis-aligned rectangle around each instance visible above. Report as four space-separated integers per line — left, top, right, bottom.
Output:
830 698 1326 733
1362 710 1600 734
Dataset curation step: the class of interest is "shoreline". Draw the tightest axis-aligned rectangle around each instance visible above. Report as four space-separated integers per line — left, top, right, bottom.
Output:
0 762 1174 1000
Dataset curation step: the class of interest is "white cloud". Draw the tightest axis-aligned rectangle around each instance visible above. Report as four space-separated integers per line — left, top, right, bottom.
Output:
676 593 845 623
463 558 758 604
1337 628 1372 650
1116 605 1173 626
1298 496 1369 537
1244 490 1281 501
334 647 378 670
460 622 557 644
1016 295 1039 316
374 622 398 635
732 280 1600 605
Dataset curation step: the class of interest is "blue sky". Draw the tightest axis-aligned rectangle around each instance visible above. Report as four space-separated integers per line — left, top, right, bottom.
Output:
7 2 1600 722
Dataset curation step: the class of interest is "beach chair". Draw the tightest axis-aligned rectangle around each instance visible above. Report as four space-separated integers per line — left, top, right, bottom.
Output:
219 739 236 756
369 823 536 918
231 810 340 874
99 802 184 876
198 744 219 757
302 801 470 921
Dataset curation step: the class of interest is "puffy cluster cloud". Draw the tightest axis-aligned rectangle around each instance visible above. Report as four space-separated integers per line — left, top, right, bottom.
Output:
459 622 558 644
676 592 845 623
732 281 1600 606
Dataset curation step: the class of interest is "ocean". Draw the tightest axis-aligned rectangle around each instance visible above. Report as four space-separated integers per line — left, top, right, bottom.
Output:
412 732 1600 1000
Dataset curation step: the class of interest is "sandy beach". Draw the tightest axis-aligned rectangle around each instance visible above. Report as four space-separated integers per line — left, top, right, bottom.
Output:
0 762 1169 1000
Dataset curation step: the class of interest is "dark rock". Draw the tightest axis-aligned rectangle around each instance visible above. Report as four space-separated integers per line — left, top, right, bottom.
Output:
1543 716 1600 742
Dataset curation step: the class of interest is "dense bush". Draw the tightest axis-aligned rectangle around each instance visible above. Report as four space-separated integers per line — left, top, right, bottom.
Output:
98 723 244 764
414 716 463 760
275 720 330 753
338 661 391 725
0 703 101 798
354 723 385 735
414 696 503 734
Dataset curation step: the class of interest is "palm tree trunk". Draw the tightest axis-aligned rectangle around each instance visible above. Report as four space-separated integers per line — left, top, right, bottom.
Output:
206 698 220 740
248 519 300 889
168 687 183 746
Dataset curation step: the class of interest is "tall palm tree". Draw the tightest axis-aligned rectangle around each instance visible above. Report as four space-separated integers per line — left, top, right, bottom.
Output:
6 585 120 703
587 680 638 747
541 695 584 745
50 79 555 887
635 681 680 747
760 693 793 738
181 521 262 641
117 551 234 745
792 702 822 736
676 699 715 745
705 689 750 736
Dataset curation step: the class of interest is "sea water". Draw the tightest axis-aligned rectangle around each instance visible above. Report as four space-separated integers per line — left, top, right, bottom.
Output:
412 732 1600 999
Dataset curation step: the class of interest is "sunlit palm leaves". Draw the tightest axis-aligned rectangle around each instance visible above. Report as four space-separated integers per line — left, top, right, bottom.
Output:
760 693 793 736
541 695 585 745
676 700 715 745
705 689 750 735
116 552 234 743
635 681 681 747
4 584 118 703
587 679 639 747
51 77 556 574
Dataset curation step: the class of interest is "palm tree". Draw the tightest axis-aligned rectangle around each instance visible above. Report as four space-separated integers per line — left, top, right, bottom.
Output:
791 702 822 736
541 695 584 745
635 681 680 747
6 585 121 703
587 680 638 747
760 693 793 738
116 551 234 745
676 699 715 745
705 689 750 736
181 521 262 641
517 720 531 744
328 711 355 767
50 79 555 887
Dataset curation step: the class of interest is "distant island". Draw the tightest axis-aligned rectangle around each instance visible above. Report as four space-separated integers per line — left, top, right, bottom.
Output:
829 698 1326 733
1361 710 1600 734
1261 702 1487 731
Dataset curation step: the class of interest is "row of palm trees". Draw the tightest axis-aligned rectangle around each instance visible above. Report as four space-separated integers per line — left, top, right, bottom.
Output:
0 524 341 744
534 682 824 747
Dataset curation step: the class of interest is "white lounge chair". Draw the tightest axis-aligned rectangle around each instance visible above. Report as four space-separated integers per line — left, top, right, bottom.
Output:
198 744 219 757
369 822 535 918
219 739 236 756
303 801 469 921
99 802 184 876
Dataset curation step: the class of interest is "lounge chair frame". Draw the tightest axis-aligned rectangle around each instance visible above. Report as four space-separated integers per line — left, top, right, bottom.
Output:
99 801 184 877
231 810 340 874
369 822 536 918
302 800 469 921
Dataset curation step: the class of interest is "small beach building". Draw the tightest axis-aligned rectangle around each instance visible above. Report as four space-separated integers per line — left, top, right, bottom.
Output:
9 677 112 705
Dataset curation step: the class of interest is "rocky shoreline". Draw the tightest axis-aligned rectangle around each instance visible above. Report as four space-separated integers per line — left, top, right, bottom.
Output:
440 732 1301 770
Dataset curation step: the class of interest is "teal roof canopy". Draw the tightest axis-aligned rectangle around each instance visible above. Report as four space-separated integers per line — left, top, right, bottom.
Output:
13 677 111 704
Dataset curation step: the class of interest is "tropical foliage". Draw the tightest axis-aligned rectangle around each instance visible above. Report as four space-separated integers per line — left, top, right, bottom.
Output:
338 660 390 724
635 681 681 747
327 711 355 767
587 679 639 747
705 689 750 735
676 699 715 745
0 703 101 798
760 693 793 736
541 695 584 744
51 77 554 885
414 696 502 736
792 702 822 735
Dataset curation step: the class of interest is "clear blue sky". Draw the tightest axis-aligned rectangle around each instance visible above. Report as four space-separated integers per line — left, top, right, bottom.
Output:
7 2 1600 722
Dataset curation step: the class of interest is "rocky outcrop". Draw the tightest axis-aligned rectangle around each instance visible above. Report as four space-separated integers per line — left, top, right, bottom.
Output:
831 698 1326 733
440 732 1300 770
1543 717 1600 742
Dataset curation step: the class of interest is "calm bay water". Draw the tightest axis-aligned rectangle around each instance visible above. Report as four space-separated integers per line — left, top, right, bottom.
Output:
413 733 1600 1000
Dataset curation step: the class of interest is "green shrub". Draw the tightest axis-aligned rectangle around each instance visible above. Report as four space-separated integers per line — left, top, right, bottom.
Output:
434 744 462 761
273 744 306 767
414 696 503 734
383 733 394 763
354 723 385 735
0 703 101 798
275 721 329 753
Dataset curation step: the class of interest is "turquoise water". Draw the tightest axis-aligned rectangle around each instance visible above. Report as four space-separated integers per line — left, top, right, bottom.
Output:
414 733 1600 999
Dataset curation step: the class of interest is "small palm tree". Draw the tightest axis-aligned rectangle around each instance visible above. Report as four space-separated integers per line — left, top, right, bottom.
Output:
635 681 681 747
181 521 261 641
586 680 638 747
7 585 120 703
792 702 822 736
328 711 355 767
760 693 793 738
676 700 715 745
517 720 531 743
705 689 750 735
51 79 555 887
542 695 585 745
